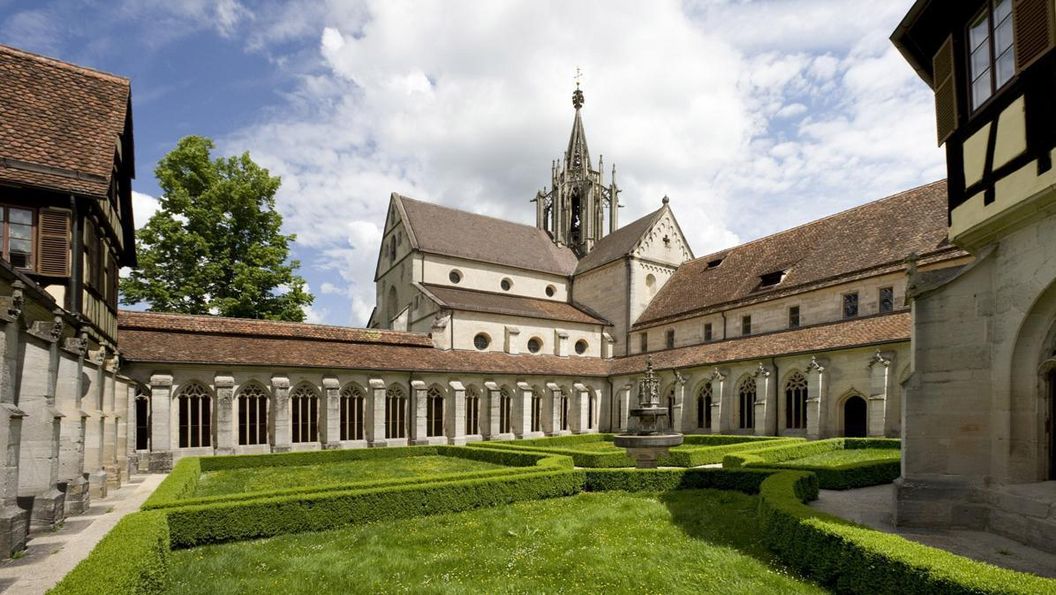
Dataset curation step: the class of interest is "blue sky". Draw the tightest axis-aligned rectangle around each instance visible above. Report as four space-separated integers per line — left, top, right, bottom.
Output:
0 0 944 326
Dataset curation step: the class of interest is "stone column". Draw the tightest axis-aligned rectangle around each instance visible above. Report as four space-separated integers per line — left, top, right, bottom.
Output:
805 356 827 439
410 380 429 445
867 351 894 437
448 381 467 445
670 372 687 433
270 375 291 453
752 362 775 436
214 375 235 455
102 354 121 490
484 381 502 439
515 382 536 438
708 369 728 434
321 376 341 449
57 336 88 514
617 383 632 431
148 374 173 472
82 350 107 498
572 383 589 433
0 284 28 555
367 378 387 447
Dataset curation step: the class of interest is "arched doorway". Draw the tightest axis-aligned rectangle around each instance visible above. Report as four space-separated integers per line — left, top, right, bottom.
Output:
843 395 867 438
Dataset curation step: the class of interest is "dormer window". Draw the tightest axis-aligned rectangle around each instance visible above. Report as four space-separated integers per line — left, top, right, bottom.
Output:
757 270 786 290
706 258 724 269
968 0 1014 110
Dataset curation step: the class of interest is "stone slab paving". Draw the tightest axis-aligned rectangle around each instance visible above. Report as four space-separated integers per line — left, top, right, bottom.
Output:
0 474 166 595
810 483 1056 579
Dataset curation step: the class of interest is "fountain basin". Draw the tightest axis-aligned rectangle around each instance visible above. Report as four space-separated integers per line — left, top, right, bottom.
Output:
613 433 683 468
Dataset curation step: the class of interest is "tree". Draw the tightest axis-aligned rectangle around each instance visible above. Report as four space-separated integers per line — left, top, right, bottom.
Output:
122 136 314 321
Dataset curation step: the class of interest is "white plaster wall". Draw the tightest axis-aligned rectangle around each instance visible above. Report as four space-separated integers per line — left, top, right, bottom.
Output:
572 260 629 355
421 253 569 301
450 310 603 357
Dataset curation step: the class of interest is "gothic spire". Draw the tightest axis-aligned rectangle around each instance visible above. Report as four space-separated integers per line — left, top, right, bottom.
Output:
565 83 591 173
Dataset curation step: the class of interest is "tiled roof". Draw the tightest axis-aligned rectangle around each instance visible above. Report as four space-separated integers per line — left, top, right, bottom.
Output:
611 312 911 376
634 181 964 328
396 194 579 276
422 284 609 325
0 45 130 198
118 311 433 347
574 206 664 274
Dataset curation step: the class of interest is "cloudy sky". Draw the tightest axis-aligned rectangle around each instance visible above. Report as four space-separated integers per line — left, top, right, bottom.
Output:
1 0 944 326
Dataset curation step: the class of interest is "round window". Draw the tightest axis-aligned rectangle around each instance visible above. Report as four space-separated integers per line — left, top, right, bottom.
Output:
527 337 542 353
545 284 556 297
500 278 513 291
449 270 462 284
574 339 588 355
473 333 490 350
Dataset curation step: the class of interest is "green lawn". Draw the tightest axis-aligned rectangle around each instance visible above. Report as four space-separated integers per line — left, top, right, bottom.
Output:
783 448 900 467
166 490 824 594
193 455 505 497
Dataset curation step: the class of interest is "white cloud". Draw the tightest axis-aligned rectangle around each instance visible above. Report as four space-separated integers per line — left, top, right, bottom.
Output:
131 191 161 229
220 0 940 325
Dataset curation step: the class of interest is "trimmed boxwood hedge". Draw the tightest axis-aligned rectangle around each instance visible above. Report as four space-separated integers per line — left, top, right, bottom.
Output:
472 441 634 467
583 467 776 493
758 471 1056 594
165 469 585 548
143 445 567 510
724 438 902 489
658 437 805 467
48 510 170 595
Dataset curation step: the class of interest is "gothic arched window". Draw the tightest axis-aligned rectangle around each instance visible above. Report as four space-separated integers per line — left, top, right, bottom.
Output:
340 384 365 441
499 386 513 434
738 377 756 430
785 372 808 430
465 386 481 435
290 384 319 443
237 384 269 446
385 385 407 439
531 389 543 432
177 382 211 448
134 387 150 451
697 383 712 430
427 385 445 437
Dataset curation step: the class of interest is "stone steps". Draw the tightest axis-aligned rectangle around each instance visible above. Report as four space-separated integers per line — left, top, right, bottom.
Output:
986 481 1056 555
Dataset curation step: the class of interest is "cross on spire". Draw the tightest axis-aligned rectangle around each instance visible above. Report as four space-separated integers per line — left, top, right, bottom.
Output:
572 67 584 109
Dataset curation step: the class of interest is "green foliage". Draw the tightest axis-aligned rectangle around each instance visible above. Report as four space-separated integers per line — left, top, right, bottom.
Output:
724 438 902 489
583 467 776 493
166 491 822 594
757 471 1056 594
474 440 634 467
48 511 171 595
165 469 585 548
659 437 806 467
121 135 313 321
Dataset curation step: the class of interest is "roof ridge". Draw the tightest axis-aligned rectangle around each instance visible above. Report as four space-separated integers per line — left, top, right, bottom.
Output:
396 193 548 236
0 44 129 85
690 179 947 264
118 310 425 337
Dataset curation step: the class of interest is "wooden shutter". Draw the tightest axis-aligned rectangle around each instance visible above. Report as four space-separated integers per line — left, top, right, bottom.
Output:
1013 0 1056 70
933 35 958 146
38 208 71 277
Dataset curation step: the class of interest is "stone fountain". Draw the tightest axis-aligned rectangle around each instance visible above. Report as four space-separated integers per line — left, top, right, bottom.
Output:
614 357 684 468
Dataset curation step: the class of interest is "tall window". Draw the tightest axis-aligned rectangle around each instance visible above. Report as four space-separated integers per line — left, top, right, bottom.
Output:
385 385 407 439
237 384 268 446
0 206 34 269
785 373 808 430
134 388 150 451
559 391 569 431
738 377 756 430
427 385 444 437
666 387 676 428
177 382 211 448
843 292 859 319
531 390 543 432
587 391 595 429
640 333 648 353
741 315 752 335
969 0 1014 110
340 384 365 441
290 384 319 443
465 386 480 435
697 383 712 430
789 305 800 329
499 386 513 434
665 329 675 349
879 287 894 314
703 323 713 342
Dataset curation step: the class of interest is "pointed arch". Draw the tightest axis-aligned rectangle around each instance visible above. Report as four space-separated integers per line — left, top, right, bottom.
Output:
385 384 407 439
290 382 320 443
784 371 808 430
176 381 212 448
695 381 713 431
339 382 366 441
499 385 514 434
464 384 482 436
426 384 446 438
236 382 269 446
838 390 867 438
737 375 756 430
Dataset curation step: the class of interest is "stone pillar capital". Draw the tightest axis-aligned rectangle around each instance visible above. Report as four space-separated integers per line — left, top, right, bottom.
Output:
572 382 588 393
271 375 291 390
149 374 173 388
448 380 465 392
214 375 235 389
368 378 386 389
868 350 894 368
410 379 427 390
484 381 500 391
752 362 772 378
806 356 828 374
516 381 532 391
322 376 340 390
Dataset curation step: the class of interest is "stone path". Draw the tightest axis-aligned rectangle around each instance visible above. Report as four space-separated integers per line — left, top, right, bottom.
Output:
810 483 1056 578
0 474 166 594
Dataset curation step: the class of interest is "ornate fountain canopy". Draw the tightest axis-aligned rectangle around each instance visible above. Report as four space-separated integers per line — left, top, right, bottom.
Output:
638 357 661 408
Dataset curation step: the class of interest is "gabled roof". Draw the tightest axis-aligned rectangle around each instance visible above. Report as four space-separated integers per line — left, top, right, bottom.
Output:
0 45 131 198
574 206 665 274
421 284 609 326
634 180 964 328
394 194 579 276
